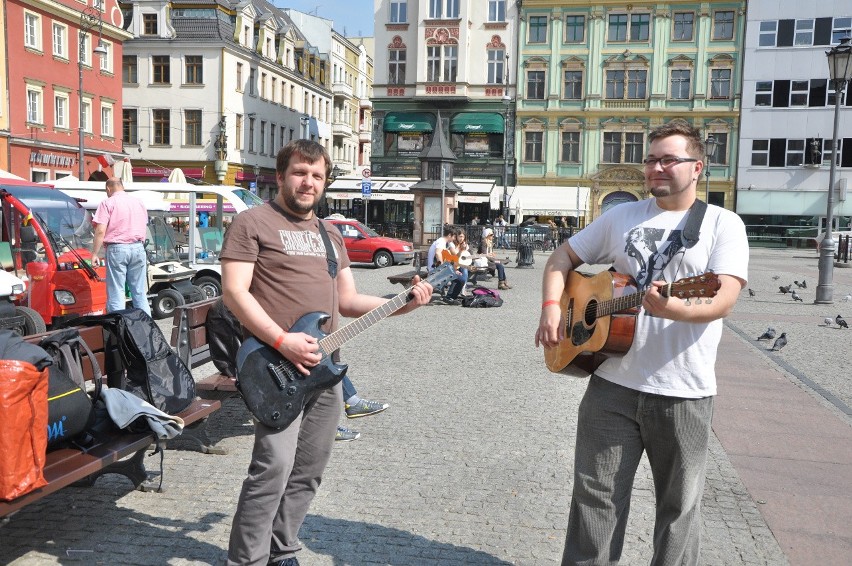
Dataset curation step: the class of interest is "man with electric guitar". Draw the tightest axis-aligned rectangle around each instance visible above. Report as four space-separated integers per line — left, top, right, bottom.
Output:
220 140 433 566
535 120 748 565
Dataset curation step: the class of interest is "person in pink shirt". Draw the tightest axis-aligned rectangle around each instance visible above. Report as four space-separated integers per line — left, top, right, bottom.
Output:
91 177 151 315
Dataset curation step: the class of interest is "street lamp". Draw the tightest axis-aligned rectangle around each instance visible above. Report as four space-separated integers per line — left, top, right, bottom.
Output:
300 115 310 140
78 6 108 180
703 134 717 203
502 94 512 220
816 36 852 304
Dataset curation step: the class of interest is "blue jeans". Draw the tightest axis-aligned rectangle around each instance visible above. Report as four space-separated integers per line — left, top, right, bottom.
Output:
105 242 150 315
563 374 713 566
342 375 356 400
446 267 469 299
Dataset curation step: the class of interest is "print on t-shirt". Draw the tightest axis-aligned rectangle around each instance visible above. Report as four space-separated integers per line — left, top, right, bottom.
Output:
625 227 684 289
278 229 328 257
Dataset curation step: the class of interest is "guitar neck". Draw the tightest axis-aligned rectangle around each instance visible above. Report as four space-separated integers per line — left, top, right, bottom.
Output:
319 289 410 354
596 280 679 316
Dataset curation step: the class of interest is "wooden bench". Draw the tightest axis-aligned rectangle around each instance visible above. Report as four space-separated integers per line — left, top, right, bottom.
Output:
171 298 239 403
0 325 222 518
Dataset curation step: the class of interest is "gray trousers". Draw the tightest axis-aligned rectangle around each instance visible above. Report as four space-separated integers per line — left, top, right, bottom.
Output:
562 375 713 566
227 382 342 565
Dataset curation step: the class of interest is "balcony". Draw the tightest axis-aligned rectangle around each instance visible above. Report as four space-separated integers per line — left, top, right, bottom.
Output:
602 99 649 110
332 82 353 99
332 119 353 137
358 125 371 143
359 97 372 109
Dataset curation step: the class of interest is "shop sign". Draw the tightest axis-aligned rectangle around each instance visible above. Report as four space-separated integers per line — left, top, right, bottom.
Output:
29 151 75 167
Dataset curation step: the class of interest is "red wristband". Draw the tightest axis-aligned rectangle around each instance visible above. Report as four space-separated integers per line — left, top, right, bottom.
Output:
542 300 560 309
273 333 286 350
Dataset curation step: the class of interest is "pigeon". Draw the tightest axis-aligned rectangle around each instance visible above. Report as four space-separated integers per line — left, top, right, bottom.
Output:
779 284 792 294
824 317 834 327
843 294 852 302
800 279 807 289
748 288 755 297
837 315 849 329
791 290 803 302
770 332 788 351
756 327 776 341
772 275 780 280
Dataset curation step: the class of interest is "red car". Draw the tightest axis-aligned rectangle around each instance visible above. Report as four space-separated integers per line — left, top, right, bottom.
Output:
326 217 414 268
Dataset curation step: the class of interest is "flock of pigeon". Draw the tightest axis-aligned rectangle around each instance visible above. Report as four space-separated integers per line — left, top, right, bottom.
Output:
749 276 849 352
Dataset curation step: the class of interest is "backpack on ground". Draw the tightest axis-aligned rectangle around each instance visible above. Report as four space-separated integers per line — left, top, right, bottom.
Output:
461 286 503 308
40 328 103 448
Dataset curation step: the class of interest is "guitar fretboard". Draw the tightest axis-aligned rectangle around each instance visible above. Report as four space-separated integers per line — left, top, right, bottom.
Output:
319 292 409 354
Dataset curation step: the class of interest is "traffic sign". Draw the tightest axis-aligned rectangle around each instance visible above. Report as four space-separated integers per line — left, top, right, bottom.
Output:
362 168 372 178
361 180 372 198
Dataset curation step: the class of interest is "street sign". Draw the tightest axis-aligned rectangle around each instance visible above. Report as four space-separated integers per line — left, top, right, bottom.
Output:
361 180 372 198
362 168 371 178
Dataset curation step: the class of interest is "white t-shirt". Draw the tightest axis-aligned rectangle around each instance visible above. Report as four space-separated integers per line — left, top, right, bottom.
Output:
568 198 749 398
427 236 452 271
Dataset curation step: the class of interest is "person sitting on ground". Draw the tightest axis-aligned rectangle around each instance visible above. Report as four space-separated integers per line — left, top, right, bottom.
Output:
427 226 467 305
335 374 389 442
448 229 472 296
479 228 512 290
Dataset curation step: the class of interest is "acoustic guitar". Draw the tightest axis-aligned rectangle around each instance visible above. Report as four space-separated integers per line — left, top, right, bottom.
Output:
235 263 456 429
543 270 721 378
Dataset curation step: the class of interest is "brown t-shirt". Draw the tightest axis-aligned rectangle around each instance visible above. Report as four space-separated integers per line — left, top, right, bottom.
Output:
219 203 351 334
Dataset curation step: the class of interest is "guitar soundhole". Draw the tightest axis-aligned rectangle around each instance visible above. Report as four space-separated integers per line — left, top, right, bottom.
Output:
584 299 597 326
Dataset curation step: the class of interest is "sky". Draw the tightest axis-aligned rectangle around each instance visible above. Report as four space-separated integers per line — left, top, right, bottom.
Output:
276 0 375 37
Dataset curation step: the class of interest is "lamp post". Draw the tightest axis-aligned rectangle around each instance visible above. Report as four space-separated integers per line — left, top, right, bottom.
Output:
703 134 717 203
78 6 107 180
816 36 852 304
502 94 512 220
300 115 310 140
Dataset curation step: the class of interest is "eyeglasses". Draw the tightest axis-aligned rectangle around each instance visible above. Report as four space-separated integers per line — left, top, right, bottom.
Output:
642 156 699 168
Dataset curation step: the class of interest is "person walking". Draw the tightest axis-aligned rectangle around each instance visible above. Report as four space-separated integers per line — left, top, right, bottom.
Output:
535 120 749 565
493 214 509 249
91 177 150 315
220 139 432 566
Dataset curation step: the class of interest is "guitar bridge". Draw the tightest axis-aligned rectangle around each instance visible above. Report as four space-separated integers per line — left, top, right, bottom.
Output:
267 362 292 391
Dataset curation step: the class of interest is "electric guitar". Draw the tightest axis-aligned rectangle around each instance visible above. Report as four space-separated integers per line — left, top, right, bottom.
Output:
235 263 456 429
543 270 721 378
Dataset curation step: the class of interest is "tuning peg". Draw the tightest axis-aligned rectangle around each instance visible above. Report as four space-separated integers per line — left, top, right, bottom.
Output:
685 298 692 306
695 298 703 305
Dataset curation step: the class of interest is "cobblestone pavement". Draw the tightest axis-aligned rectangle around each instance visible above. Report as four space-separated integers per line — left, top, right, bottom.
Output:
1 247 848 565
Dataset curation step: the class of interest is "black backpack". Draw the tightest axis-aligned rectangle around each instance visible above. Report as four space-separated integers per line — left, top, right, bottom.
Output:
461 286 504 308
40 328 103 448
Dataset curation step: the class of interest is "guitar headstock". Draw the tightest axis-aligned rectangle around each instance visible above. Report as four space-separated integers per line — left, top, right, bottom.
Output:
424 262 457 290
663 272 722 302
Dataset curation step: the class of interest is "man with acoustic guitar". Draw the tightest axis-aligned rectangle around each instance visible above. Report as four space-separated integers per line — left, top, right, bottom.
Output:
536 120 748 565
220 140 432 566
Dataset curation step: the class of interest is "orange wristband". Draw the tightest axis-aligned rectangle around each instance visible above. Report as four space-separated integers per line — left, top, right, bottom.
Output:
542 300 560 309
273 333 287 350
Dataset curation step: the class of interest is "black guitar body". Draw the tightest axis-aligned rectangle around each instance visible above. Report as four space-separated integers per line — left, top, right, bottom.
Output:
235 311 347 430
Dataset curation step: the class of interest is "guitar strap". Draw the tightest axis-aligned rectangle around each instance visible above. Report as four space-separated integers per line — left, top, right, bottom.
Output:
680 199 707 249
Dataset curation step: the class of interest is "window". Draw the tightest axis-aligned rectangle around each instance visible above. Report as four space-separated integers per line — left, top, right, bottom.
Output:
426 45 457 82
833 17 852 43
185 56 203 84
79 33 91 66
759 21 777 46
236 63 243 91
260 121 266 154
26 87 42 124
624 133 643 163
271 77 277 103
82 99 92 133
670 69 691 99
709 133 728 165
123 109 138 144
390 0 407 23
673 13 694 41
270 124 276 155
429 0 458 19
751 139 769 166
143 14 158 35
123 56 138 83
563 70 582 99
630 14 650 41
529 16 547 43
152 55 170 84
561 131 580 162
710 69 731 99
524 131 543 162
713 11 734 40
606 69 647 99
755 81 772 106
603 132 622 163
52 23 67 58
185 110 201 145
249 68 256 95
565 15 585 43
248 117 255 152
153 109 170 144
24 12 41 50
101 103 113 137
488 0 505 22
260 72 267 98
54 93 69 129
527 70 546 99
389 49 406 84
823 139 841 166
608 14 628 42
99 41 112 72
235 114 243 150
487 49 504 84
790 80 809 106
795 19 814 46
786 139 805 166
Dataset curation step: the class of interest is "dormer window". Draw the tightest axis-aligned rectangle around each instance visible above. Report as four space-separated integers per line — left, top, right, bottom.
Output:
143 14 158 35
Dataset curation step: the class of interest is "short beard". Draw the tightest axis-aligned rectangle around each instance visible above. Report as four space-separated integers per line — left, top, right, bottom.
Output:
282 190 319 215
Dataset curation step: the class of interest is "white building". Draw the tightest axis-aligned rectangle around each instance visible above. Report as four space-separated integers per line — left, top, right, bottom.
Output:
738 0 852 238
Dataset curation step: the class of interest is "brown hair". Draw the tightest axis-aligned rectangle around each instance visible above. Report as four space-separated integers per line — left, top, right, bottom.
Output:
648 119 705 159
275 139 331 181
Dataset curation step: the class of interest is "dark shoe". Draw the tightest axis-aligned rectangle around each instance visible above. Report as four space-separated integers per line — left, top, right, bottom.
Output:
346 398 389 418
335 425 360 442
270 558 300 566
498 280 512 290
441 296 461 306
